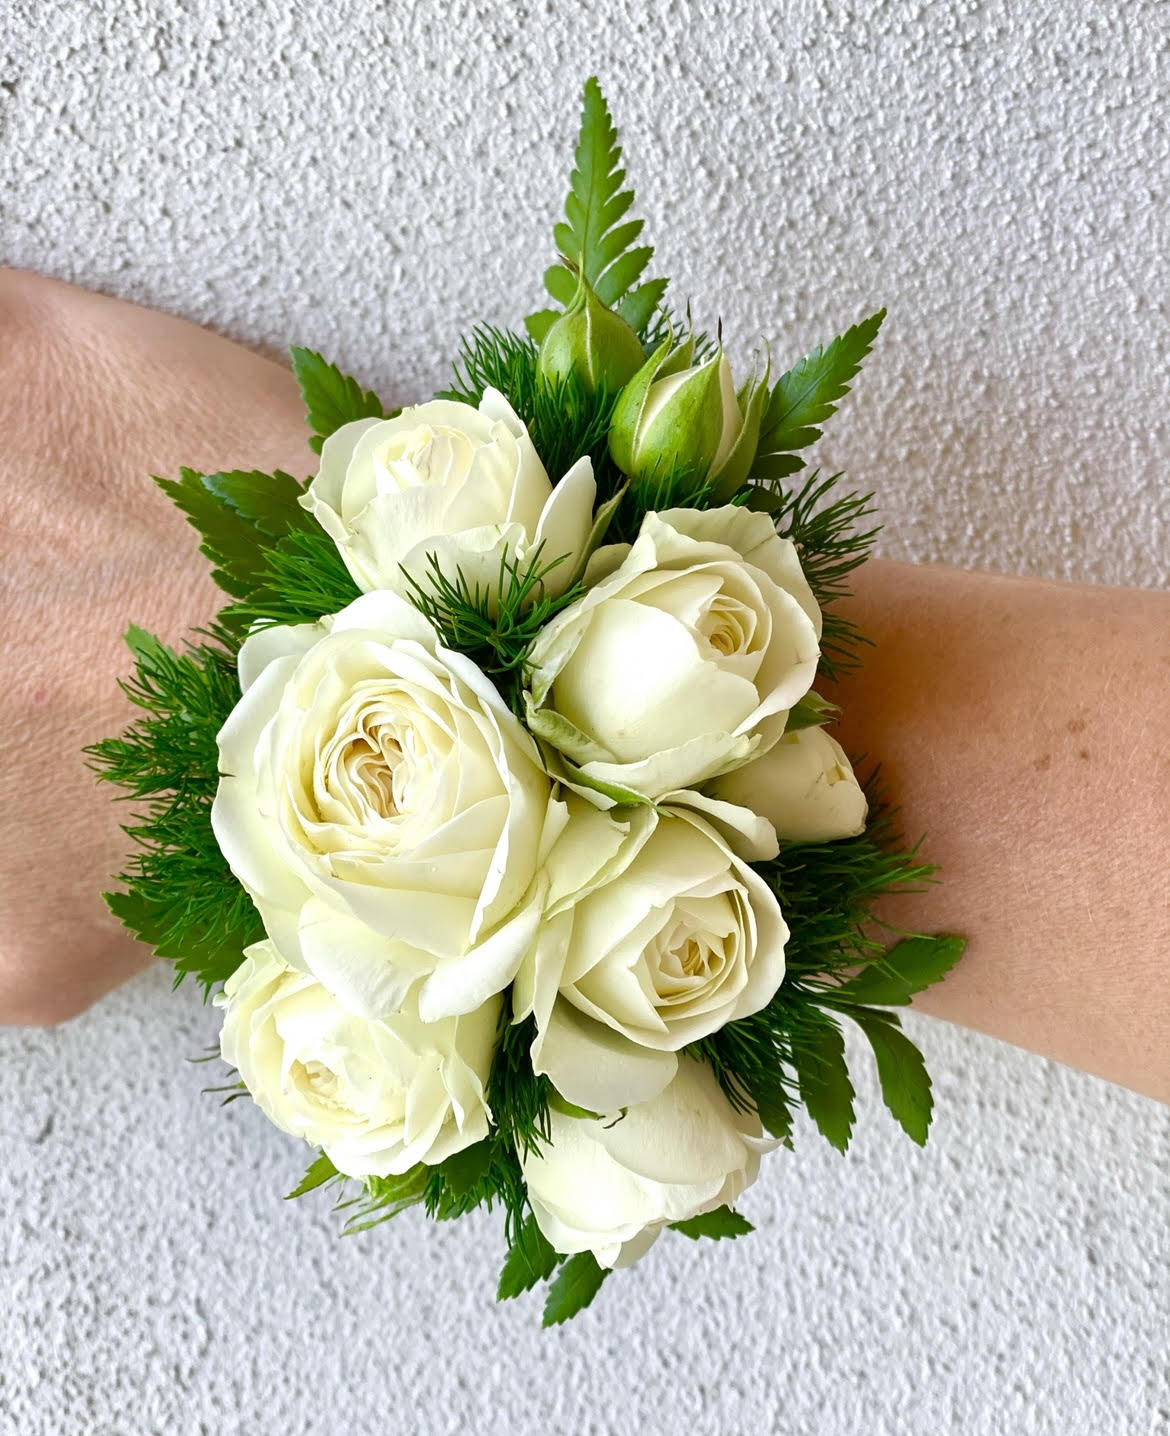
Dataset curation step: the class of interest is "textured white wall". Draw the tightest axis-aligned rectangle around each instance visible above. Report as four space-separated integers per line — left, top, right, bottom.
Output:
1 2 1167 1433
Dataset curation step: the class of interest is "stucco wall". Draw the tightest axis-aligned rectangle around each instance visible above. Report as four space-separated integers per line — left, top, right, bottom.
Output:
1 3 1167 1432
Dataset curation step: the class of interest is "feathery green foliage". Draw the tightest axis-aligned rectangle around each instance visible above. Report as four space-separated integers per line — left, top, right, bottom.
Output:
400 551 583 716
691 783 958 1152
528 77 666 341
85 627 261 993
289 346 394 454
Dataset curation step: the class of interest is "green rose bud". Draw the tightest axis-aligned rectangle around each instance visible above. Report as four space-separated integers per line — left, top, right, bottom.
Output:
537 269 647 395
608 338 769 499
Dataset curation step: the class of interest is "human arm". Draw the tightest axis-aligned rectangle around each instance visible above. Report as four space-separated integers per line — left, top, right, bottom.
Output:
829 559 1170 1102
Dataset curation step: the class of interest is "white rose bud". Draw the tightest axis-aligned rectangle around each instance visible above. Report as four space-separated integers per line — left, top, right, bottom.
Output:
608 337 769 499
300 388 596 600
709 724 868 843
521 1057 774 1269
524 505 821 806
211 590 562 1023
218 941 498 1178
514 798 788 1114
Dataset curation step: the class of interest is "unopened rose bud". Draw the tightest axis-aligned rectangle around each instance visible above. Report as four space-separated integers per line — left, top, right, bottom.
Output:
608 338 768 497
537 269 647 395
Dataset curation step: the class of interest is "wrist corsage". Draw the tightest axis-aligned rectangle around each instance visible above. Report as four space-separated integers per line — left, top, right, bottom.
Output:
92 78 964 1326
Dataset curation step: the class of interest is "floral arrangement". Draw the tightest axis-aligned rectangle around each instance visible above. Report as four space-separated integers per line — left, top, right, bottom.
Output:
91 79 963 1325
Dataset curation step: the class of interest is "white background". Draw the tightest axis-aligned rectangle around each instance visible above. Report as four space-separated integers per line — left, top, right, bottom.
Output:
1 2 1167 1433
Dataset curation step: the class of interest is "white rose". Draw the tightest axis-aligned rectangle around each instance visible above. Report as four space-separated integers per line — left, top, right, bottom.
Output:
514 798 788 1113
521 1056 774 1268
211 589 562 1023
708 724 868 843
524 505 821 804
218 941 498 1178
300 388 596 600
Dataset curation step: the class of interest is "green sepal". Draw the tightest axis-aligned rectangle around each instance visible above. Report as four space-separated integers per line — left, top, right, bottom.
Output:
607 335 674 474
670 1206 754 1241
784 691 838 732
285 1153 340 1200
497 1215 559 1300
289 346 392 456
542 1250 608 1327
709 356 771 500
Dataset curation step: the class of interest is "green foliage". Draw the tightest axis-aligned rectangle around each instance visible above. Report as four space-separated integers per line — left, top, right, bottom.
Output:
441 325 627 506
497 1215 559 1300
400 551 584 715
529 77 665 340
223 523 362 636
830 935 966 1007
286 1153 341 1200
753 310 885 480
790 1013 856 1152
289 346 393 455
339 1166 429 1234
86 628 262 993
488 1013 553 1161
156 468 316 601
156 465 361 637
740 469 881 679
670 1207 754 1241
848 1009 934 1145
542 1250 608 1327
692 784 946 1152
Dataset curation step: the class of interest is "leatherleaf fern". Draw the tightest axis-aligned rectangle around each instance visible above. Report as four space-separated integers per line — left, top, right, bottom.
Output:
89 76 964 1330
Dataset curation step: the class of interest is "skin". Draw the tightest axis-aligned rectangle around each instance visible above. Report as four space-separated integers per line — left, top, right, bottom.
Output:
1 270 1167 1104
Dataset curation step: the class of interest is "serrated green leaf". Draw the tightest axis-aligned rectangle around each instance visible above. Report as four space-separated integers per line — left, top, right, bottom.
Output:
155 467 312 600
670 1206 754 1241
542 1250 608 1327
755 309 885 475
436 1139 495 1201
529 77 664 337
289 346 391 455
832 935 967 1007
616 278 668 335
791 1015 855 1152
755 1084 795 1144
285 1153 339 1200
851 1010 934 1144
497 1215 559 1300
524 309 561 343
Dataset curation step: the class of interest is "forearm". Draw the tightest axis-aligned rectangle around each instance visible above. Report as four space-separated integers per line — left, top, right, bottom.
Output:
830 559 1170 1102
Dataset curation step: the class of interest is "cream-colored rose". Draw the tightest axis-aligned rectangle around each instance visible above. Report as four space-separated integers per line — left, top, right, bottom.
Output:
300 389 595 599
211 590 562 1024
218 941 498 1178
524 505 821 805
708 724 868 843
513 798 788 1113
521 1057 774 1268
